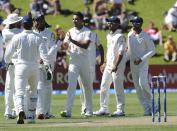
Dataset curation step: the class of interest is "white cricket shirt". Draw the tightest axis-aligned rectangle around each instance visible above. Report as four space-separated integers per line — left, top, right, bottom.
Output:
64 26 91 65
106 29 126 70
5 30 49 65
127 30 156 63
89 31 101 67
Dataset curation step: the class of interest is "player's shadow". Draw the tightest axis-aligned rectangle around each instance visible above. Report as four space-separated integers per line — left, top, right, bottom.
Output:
152 53 163 57
60 9 75 16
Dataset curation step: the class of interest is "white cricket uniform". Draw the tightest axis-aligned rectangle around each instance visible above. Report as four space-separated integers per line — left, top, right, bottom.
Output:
35 28 58 116
79 31 101 113
99 29 126 112
2 28 22 116
109 0 123 4
127 30 155 113
0 34 3 61
64 26 92 114
165 7 177 25
4 30 49 118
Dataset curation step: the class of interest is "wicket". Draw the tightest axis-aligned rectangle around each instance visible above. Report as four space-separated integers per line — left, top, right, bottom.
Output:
150 75 167 123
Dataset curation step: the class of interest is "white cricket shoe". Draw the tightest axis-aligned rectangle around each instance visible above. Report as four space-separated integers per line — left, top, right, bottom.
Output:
144 107 152 116
81 108 86 115
84 112 93 117
93 109 109 116
110 111 125 117
60 111 71 118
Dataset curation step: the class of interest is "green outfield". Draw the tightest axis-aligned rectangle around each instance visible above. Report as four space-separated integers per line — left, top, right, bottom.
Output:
0 93 177 131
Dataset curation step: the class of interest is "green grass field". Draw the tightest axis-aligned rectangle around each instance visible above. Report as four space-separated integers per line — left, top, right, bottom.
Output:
0 0 177 64
0 93 177 131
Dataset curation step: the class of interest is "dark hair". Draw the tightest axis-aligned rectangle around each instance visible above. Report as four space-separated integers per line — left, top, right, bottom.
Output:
23 22 33 30
73 12 83 20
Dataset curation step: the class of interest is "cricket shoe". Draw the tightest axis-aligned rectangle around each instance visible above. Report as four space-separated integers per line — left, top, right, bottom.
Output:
84 112 93 117
110 111 125 117
60 111 71 118
17 111 25 124
81 108 86 116
144 107 158 116
45 113 55 119
93 109 110 116
37 114 45 119
144 111 151 116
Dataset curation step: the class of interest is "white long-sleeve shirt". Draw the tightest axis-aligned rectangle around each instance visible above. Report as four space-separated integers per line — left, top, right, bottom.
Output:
2 28 22 47
127 30 156 65
4 30 49 65
0 35 3 61
2 28 22 63
35 28 59 67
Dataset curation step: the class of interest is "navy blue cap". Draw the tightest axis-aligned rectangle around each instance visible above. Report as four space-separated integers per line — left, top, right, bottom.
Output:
22 15 33 24
83 17 90 23
106 16 120 24
130 16 143 24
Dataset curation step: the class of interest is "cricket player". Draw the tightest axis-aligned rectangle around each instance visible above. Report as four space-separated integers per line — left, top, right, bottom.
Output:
0 19 3 62
2 13 23 119
94 16 126 117
0 35 3 62
4 15 50 124
60 12 92 117
79 17 104 115
127 16 156 116
33 14 59 119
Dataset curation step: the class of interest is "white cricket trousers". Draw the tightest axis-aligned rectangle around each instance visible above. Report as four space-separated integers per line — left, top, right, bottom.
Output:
79 65 95 113
15 64 39 118
36 67 52 115
4 65 17 115
65 60 92 114
99 65 125 112
130 62 152 112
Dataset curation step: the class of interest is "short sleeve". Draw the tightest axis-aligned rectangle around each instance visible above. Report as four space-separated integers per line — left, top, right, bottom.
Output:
117 35 126 55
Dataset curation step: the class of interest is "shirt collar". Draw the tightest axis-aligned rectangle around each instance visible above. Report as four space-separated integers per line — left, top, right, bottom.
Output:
109 29 121 35
23 29 33 33
74 26 85 31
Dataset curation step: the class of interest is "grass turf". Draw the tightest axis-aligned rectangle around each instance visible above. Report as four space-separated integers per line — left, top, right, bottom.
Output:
0 93 176 130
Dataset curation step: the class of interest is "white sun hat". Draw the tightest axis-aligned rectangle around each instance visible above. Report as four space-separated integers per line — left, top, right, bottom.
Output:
3 13 23 25
174 2 177 7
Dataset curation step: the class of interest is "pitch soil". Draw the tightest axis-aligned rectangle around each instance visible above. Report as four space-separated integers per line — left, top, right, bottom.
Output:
31 116 177 128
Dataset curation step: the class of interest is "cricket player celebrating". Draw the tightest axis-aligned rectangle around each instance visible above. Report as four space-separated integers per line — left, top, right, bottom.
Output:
60 12 92 117
94 16 126 117
33 14 59 119
4 15 50 124
2 13 23 119
127 16 156 116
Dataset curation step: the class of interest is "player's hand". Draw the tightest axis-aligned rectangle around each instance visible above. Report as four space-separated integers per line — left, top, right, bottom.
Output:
134 58 142 65
111 65 118 73
39 59 44 64
100 63 106 73
68 32 72 41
